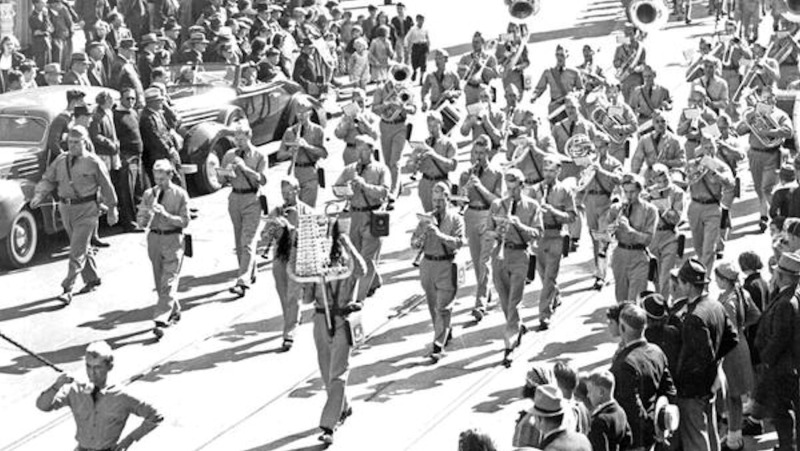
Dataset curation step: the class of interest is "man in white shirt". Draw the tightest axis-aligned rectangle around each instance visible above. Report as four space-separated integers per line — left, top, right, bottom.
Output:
405 14 430 83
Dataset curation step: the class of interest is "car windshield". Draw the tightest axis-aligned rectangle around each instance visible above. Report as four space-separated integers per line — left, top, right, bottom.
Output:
0 115 48 143
166 63 239 98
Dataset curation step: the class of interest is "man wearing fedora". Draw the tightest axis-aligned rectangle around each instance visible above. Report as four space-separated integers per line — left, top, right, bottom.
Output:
140 87 182 188
530 385 591 450
86 41 108 87
110 38 144 109
137 33 160 88
178 32 210 65
62 52 91 86
671 257 738 451
753 251 800 450
610 303 676 450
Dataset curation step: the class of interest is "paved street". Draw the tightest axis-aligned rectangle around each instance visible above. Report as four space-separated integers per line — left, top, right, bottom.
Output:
0 0 784 450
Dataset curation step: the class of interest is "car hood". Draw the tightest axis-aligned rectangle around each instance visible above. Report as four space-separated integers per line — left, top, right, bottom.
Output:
0 145 41 180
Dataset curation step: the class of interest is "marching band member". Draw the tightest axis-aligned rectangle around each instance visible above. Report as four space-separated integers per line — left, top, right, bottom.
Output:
417 111 458 211
631 111 686 185
628 65 672 128
531 45 584 124
715 114 745 258
769 21 800 88
609 173 658 303
498 22 530 98
508 107 558 186
692 56 729 114
597 81 637 164
719 30 753 98
136 158 190 336
458 135 504 322
502 85 527 154
531 158 576 331
646 164 685 299
334 88 379 166
460 86 504 154
420 48 462 112
740 42 780 93
334 136 391 303
373 63 417 209
578 133 623 291
266 177 314 351
577 45 606 94
487 168 543 365
686 137 736 273
411 181 465 362
276 99 328 207
219 120 268 298
677 87 719 160
613 24 646 103
735 85 793 232
738 2 760 43
296 219 366 447
457 32 499 106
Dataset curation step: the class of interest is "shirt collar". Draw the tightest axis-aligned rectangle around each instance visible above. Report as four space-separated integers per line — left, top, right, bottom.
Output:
591 400 616 416
622 337 646 351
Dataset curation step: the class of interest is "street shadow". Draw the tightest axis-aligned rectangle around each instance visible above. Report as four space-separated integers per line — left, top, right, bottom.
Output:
179 269 239 292
0 329 153 375
0 298 68 323
239 427 321 451
528 306 613 363
473 386 526 414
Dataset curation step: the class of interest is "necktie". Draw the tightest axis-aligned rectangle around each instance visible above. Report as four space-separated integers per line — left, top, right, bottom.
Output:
511 199 518 215
157 188 165 205
91 385 101 404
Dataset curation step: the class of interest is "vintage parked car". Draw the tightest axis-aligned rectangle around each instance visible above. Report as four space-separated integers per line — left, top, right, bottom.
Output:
0 66 324 268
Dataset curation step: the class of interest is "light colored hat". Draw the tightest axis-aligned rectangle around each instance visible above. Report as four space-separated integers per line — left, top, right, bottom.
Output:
43 63 63 74
655 396 680 437
505 168 525 182
532 385 566 417
773 251 800 276
714 261 740 282
68 125 89 139
144 87 165 102
152 158 174 172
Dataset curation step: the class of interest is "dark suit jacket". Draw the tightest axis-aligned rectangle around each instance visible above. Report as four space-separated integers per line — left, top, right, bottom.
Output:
114 108 143 159
110 55 144 107
87 60 107 87
390 16 414 46
74 0 109 30
89 109 118 156
177 48 203 65
541 428 592 451
139 107 174 163
137 50 156 88
675 295 739 399
47 111 71 155
588 401 633 451
755 283 800 372
610 340 676 448
645 324 682 372
62 70 90 86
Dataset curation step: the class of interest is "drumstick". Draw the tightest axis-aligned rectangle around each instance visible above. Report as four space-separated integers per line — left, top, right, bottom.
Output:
0 331 64 373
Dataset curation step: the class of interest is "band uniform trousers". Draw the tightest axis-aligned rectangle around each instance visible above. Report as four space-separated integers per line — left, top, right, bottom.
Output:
688 201 721 274
748 149 779 215
147 231 184 323
584 193 612 280
650 229 679 299
59 201 100 292
611 247 649 303
465 208 492 310
349 211 382 301
117 157 143 225
420 258 457 347
493 248 529 348
295 165 320 208
313 313 351 431
228 192 262 287
273 258 303 341
418 177 447 212
677 396 720 451
379 120 407 197
536 237 563 323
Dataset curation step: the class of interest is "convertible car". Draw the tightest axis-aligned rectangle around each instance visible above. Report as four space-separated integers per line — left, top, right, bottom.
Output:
0 65 323 268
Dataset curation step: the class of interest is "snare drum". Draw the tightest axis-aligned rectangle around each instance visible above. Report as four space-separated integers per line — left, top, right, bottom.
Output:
440 104 461 135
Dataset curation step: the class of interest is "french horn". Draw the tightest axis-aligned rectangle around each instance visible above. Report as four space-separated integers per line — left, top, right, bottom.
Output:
504 0 540 20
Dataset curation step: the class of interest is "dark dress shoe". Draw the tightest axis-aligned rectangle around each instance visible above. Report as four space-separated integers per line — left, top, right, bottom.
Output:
514 324 528 349
593 278 605 290
471 308 485 322
502 348 513 367
229 285 247 298
338 406 353 425
57 291 72 305
281 338 294 351
91 238 110 248
318 428 334 445
168 310 181 324
78 280 101 294
538 320 550 331
429 344 444 362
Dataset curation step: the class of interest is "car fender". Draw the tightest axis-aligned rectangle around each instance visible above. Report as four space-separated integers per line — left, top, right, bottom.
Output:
181 121 234 164
0 179 29 241
215 105 246 126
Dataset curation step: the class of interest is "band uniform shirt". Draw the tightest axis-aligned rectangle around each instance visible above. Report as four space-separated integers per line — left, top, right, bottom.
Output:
421 69 461 107
279 122 326 166
220 144 267 191
533 66 583 105
304 242 367 310
613 42 647 77
628 84 671 121
648 184 685 228
335 160 391 208
459 164 503 208
552 117 598 155
413 207 465 256
461 108 504 149
419 135 457 180
530 181 575 238
36 152 118 207
372 81 409 122
334 110 379 146
694 76 729 110
631 131 686 174
457 51 499 86
577 60 605 90
676 106 718 143
719 41 753 72
487 195 544 245
688 157 735 202
609 200 658 246
137 182 190 231
581 154 623 195
512 134 557 184
735 106 794 150
36 381 163 450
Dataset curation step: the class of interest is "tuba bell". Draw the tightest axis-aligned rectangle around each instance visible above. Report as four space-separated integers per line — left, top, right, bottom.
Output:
629 0 669 32
504 0 541 20
391 64 412 83
781 0 800 22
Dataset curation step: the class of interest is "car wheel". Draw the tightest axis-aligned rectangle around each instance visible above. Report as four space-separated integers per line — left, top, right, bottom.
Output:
197 150 222 194
0 209 38 269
